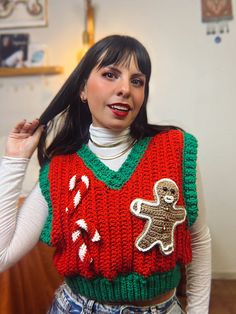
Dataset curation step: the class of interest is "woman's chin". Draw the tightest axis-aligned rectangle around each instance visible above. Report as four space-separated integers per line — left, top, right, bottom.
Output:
92 119 131 132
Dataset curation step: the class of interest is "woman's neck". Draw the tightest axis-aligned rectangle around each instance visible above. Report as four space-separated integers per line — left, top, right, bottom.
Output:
88 124 133 171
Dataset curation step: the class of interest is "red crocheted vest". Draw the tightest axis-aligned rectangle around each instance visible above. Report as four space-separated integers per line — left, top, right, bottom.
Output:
39 130 198 302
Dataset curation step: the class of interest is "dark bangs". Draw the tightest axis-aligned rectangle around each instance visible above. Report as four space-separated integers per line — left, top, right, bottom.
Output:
95 36 151 83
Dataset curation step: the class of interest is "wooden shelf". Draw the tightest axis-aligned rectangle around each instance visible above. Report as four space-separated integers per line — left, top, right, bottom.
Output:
0 66 64 77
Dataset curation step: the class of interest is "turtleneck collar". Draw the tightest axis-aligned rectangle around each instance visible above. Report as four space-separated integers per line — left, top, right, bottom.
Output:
89 124 131 146
88 124 133 171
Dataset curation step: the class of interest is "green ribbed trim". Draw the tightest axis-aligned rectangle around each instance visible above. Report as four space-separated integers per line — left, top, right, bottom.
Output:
39 162 53 245
183 132 198 226
65 265 181 302
77 137 151 190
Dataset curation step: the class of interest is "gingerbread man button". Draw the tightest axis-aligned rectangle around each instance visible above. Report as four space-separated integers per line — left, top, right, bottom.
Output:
130 178 186 255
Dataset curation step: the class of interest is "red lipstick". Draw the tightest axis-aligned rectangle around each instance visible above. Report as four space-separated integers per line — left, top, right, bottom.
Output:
108 103 130 117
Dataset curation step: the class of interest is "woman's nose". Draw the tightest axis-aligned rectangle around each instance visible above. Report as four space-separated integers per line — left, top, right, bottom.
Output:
116 79 131 98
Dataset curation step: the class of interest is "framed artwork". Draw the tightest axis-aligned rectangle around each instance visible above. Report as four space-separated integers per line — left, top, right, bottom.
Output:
201 0 233 23
0 0 48 29
201 0 233 36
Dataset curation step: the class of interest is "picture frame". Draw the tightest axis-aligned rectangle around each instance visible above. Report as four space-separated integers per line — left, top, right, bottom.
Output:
25 42 48 67
0 33 29 67
0 0 48 29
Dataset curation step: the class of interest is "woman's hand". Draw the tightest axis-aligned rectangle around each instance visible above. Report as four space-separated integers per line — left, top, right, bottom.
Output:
5 119 44 159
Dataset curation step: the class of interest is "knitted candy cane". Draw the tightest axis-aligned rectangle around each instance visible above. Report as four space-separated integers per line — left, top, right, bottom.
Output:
72 218 101 265
67 174 101 264
66 174 90 214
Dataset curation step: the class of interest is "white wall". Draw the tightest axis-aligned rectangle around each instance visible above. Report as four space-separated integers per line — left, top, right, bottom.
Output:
0 0 235 277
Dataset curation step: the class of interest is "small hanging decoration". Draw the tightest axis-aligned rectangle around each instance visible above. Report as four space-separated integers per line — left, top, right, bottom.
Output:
201 0 234 42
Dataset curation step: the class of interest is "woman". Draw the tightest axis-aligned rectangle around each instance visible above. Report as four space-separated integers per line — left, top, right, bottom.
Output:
0 35 211 313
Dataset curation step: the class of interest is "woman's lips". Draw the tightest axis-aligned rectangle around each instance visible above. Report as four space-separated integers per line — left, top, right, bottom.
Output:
108 103 131 117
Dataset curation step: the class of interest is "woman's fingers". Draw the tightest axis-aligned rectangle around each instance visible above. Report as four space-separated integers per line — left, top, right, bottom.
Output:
20 122 32 134
12 119 40 135
6 119 45 158
9 119 43 141
12 119 27 133
21 119 40 135
30 119 40 131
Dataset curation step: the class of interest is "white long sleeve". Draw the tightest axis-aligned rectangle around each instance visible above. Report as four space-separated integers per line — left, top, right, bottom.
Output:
186 219 211 314
185 171 212 314
0 157 48 272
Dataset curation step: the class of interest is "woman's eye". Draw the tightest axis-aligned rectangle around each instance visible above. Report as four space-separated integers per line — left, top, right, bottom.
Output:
131 78 144 87
103 72 116 79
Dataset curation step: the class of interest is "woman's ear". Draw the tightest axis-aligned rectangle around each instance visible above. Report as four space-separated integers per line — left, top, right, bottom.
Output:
80 83 88 103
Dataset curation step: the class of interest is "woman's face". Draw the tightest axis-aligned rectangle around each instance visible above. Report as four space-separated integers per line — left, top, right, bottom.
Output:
80 56 146 131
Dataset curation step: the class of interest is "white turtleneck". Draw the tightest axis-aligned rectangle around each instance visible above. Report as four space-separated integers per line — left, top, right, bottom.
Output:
88 124 133 171
0 125 211 313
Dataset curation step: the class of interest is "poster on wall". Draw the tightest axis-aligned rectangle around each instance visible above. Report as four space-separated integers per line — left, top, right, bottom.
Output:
0 0 48 29
0 33 29 67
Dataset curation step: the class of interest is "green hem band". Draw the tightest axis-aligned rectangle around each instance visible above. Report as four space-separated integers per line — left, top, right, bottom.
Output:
65 265 181 302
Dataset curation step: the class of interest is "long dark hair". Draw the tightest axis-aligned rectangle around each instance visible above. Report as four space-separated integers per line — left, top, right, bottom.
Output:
38 34 180 166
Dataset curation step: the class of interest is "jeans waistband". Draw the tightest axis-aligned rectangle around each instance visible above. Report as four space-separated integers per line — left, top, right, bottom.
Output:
62 283 179 313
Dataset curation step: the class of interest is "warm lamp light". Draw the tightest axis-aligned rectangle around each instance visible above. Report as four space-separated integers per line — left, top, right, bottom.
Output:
77 0 94 61
77 45 90 62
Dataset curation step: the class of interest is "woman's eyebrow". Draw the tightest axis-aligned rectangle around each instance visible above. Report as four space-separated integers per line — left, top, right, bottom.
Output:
104 65 121 74
104 65 145 77
131 72 146 78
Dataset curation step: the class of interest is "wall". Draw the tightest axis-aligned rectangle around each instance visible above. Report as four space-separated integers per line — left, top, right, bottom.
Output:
0 0 235 278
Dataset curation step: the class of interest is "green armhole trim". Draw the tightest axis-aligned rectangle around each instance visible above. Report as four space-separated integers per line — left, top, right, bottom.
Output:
39 163 53 245
65 265 181 302
183 132 198 226
77 137 151 190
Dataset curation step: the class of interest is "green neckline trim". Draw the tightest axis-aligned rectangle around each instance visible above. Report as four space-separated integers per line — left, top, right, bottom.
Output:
39 162 53 245
65 265 181 302
77 137 151 190
183 132 198 226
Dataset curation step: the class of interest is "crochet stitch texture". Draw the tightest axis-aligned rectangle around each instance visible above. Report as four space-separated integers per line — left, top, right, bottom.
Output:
39 130 198 302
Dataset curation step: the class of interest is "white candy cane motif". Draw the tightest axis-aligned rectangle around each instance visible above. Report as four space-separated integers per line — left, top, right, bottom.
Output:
66 175 90 214
71 218 101 264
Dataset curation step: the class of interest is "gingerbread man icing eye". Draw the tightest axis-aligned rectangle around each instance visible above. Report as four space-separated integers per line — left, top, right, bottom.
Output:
130 178 186 255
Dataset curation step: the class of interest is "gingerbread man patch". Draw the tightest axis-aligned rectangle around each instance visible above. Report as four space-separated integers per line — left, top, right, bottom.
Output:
130 178 186 255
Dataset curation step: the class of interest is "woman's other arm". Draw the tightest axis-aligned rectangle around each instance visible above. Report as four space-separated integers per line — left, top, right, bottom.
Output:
186 171 212 314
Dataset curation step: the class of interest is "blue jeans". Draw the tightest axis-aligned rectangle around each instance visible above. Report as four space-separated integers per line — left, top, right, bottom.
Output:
47 283 184 314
